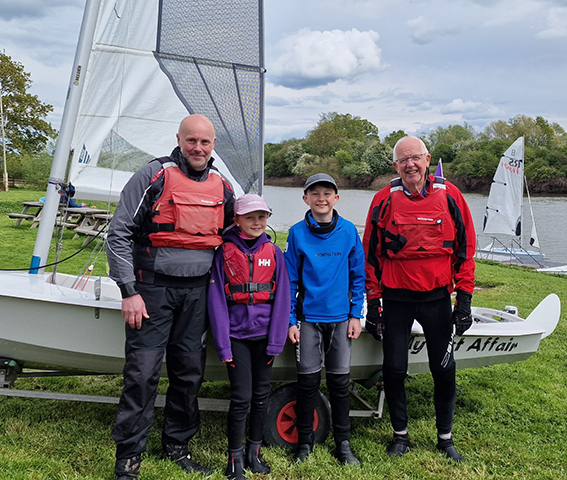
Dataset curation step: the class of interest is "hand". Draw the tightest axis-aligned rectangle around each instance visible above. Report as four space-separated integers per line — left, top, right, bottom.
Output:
452 290 473 336
121 294 149 330
288 325 300 344
365 298 385 341
348 317 362 339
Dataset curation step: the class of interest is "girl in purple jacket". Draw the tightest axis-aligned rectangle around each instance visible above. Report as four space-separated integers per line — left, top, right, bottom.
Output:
208 194 290 480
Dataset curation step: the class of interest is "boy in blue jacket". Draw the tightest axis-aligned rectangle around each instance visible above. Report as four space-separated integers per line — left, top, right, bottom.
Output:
285 173 365 465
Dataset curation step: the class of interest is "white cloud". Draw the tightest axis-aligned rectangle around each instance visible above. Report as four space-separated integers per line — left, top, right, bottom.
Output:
537 7 567 38
441 98 505 119
268 28 385 88
407 15 462 45
0 0 79 20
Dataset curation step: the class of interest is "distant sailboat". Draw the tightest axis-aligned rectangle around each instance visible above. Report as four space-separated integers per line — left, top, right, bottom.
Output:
478 137 544 264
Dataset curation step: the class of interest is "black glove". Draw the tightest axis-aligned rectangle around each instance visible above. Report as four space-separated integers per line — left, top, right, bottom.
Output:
452 290 473 336
365 298 385 341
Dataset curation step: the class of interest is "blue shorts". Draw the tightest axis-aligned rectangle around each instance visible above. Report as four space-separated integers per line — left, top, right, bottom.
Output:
296 320 351 375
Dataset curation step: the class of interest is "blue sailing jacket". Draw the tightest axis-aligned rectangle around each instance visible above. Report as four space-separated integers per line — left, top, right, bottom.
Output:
284 210 365 325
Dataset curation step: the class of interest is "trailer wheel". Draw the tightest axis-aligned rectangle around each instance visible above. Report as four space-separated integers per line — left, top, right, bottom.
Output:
263 383 331 447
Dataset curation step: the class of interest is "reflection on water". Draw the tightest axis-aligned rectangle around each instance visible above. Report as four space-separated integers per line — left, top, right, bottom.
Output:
263 185 567 265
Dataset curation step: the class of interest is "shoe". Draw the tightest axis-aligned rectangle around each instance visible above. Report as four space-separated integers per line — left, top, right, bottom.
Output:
164 443 214 476
294 443 313 462
335 440 361 465
386 433 410 456
114 455 141 479
246 439 270 474
437 437 464 462
226 446 246 480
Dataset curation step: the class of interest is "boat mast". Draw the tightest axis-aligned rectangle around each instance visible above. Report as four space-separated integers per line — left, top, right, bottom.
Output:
258 0 265 195
30 0 102 274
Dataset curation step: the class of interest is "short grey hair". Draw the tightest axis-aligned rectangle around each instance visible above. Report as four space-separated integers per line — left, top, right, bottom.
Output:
393 136 429 162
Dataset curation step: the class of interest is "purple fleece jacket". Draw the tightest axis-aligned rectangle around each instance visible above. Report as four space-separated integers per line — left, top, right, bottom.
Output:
207 226 291 362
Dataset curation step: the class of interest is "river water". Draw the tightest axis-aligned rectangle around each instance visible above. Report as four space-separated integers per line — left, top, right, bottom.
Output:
263 185 567 266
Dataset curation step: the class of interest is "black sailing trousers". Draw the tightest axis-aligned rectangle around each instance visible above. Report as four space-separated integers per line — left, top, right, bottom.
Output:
112 283 208 459
225 336 274 449
382 295 456 435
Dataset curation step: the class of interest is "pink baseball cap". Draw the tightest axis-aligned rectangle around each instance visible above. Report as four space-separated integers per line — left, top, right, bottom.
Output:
234 194 272 216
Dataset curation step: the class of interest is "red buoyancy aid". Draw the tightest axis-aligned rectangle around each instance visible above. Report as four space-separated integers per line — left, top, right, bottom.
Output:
149 162 225 249
223 241 277 305
382 177 455 259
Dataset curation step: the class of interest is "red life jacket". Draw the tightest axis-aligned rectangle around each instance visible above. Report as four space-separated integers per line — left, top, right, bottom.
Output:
382 177 455 260
149 162 225 249
223 241 277 305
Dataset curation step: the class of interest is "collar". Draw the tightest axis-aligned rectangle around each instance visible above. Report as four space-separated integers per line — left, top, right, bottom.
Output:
304 209 339 235
402 175 432 197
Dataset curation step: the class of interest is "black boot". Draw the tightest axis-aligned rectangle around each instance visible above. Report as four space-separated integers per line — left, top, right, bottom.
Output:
164 443 213 476
335 440 361 465
246 439 270 474
294 442 313 463
226 446 246 480
437 436 464 462
386 432 410 456
115 455 141 480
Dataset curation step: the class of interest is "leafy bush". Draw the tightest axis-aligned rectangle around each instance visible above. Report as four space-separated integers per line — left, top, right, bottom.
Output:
342 161 370 179
449 150 499 177
21 152 52 186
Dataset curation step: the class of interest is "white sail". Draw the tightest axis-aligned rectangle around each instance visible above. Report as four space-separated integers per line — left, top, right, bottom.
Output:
483 137 525 236
526 179 540 248
67 0 265 201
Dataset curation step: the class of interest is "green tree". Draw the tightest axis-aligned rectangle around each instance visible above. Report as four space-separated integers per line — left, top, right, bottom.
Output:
383 129 406 148
361 140 393 176
550 122 567 148
481 119 512 142
430 143 456 164
0 53 56 157
449 149 499 177
425 123 476 151
264 139 304 176
335 149 354 167
304 112 379 157
483 115 561 149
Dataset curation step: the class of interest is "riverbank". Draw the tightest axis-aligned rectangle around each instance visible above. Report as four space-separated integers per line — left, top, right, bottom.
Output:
265 174 567 195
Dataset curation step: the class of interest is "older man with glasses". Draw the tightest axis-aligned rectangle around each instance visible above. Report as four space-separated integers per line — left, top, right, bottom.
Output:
362 136 476 462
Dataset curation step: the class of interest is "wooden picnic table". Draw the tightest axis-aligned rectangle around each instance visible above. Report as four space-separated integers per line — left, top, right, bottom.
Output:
68 209 113 246
62 207 111 226
6 201 45 227
7 203 112 233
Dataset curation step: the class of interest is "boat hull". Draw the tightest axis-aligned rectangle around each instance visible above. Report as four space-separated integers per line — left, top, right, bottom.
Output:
0 272 559 383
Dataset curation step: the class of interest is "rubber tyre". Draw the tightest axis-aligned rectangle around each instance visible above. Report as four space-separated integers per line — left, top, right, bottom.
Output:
263 382 331 447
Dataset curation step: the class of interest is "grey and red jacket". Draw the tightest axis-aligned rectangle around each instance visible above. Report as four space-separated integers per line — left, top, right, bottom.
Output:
362 175 475 302
207 226 291 362
106 147 235 297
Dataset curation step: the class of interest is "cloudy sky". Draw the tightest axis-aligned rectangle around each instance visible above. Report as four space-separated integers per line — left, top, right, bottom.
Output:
2 0 567 143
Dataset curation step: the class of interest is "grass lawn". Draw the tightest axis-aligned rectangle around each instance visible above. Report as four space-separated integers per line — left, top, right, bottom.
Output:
0 188 566 479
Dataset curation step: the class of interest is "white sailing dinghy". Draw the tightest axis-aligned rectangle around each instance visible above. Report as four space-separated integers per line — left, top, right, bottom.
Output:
0 0 561 446
0 0 265 376
477 137 544 264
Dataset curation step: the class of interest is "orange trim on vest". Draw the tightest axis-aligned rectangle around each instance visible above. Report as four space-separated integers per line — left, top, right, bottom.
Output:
223 241 277 305
149 164 225 249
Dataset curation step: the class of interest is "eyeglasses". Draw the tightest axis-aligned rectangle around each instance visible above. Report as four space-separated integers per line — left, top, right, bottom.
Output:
395 153 427 165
